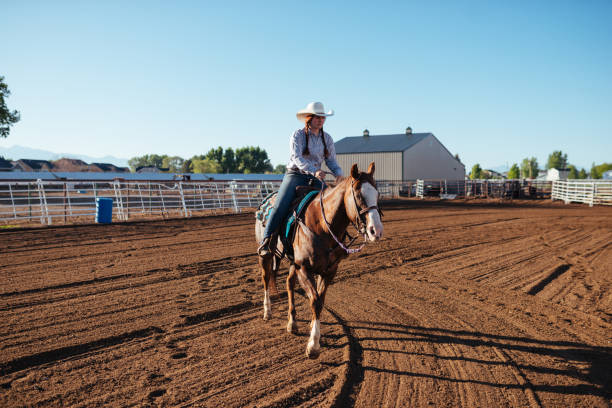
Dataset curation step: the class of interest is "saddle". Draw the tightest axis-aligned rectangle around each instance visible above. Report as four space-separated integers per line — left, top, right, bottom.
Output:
255 186 320 260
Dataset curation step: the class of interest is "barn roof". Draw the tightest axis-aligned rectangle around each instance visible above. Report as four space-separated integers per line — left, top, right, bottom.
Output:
334 132 431 154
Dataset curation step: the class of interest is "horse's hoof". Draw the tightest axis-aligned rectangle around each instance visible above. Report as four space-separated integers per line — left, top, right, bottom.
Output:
306 345 320 359
287 321 298 334
263 312 271 321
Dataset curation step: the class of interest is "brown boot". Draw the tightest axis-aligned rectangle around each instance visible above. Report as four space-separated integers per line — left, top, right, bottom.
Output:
257 237 272 257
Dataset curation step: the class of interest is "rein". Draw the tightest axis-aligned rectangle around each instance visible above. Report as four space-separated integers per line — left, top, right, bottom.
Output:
318 177 380 255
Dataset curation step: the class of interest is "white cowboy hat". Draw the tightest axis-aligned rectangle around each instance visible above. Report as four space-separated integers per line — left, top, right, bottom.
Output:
296 102 334 122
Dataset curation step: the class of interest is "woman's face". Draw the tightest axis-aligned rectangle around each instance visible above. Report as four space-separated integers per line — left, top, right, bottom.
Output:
310 115 326 130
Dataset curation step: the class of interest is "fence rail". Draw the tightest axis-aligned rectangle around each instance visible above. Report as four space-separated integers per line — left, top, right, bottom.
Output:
1 178 609 225
0 179 282 225
551 180 612 206
414 179 552 199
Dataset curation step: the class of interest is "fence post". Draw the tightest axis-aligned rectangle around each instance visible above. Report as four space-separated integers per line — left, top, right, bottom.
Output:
28 182 32 219
158 184 166 216
113 180 126 221
9 183 17 219
230 182 239 213
215 183 222 214
137 183 145 214
198 184 205 210
36 179 51 225
63 182 67 223
178 182 189 217
126 183 130 220
67 183 73 216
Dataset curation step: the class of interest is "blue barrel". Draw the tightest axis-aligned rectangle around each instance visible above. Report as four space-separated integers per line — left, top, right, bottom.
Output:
95 197 113 224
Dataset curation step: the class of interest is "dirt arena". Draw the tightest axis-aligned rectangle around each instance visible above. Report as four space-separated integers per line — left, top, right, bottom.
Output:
1 199 611 407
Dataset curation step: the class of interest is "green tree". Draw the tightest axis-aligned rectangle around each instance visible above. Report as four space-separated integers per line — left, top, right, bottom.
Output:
578 168 588 179
181 159 193 173
235 146 272 173
222 148 238 173
274 164 287 174
205 147 224 164
162 156 184 173
567 165 578 179
546 150 568 170
191 158 222 173
590 162 600 179
520 157 539 179
590 162 612 179
507 163 520 179
203 146 272 173
128 154 167 172
204 147 237 173
0 76 21 139
470 164 482 180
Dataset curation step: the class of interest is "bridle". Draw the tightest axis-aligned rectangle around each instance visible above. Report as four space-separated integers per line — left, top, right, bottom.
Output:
319 176 382 254
349 178 383 236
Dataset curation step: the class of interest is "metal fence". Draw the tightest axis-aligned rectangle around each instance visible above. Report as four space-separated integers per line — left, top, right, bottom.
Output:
2 177 608 226
551 180 612 206
0 179 282 225
414 179 553 199
0 178 421 225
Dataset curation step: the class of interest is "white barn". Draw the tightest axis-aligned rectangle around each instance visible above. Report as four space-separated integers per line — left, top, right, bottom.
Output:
329 128 465 181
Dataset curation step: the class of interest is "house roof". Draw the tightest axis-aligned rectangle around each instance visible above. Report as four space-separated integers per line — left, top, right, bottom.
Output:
0 157 13 170
91 162 129 172
51 158 90 172
0 171 285 181
334 132 431 154
17 159 53 170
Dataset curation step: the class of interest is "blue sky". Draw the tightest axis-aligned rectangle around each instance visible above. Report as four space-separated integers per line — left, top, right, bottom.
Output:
2 1 611 171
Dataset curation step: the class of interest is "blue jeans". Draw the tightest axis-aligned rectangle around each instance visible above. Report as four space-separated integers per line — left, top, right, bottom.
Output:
262 172 322 240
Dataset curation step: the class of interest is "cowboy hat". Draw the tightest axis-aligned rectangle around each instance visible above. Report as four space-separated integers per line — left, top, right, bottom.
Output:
296 102 334 122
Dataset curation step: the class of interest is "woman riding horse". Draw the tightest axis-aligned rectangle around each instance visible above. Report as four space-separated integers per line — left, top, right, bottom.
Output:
257 101 343 256
255 103 384 358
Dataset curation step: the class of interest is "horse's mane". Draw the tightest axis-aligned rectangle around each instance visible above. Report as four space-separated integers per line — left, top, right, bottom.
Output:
329 171 376 192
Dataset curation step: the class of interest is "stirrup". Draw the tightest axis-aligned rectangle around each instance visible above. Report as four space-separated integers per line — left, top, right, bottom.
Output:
258 237 272 256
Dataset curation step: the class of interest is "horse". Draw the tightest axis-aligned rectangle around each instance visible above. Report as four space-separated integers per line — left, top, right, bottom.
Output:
255 162 384 359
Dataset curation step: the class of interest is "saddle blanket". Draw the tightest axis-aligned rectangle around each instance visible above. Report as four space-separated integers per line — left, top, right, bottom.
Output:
255 190 319 241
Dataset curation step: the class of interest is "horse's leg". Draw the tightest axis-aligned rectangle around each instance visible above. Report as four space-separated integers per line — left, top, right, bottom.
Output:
259 255 274 320
316 267 338 311
286 264 298 334
296 266 322 359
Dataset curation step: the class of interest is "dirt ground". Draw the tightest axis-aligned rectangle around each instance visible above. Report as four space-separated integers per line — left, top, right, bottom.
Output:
1 199 610 407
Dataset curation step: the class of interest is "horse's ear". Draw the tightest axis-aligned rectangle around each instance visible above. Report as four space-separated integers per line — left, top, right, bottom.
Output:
367 162 375 176
350 164 359 180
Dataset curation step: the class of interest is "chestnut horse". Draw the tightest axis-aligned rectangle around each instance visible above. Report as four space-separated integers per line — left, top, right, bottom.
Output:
255 162 383 359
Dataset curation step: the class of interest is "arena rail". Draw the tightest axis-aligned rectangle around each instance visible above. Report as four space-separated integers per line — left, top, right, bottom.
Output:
2 178 607 226
0 179 282 225
415 179 552 199
551 180 612 206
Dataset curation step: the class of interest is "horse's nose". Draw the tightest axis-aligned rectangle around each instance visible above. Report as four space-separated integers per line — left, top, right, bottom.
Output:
369 226 381 241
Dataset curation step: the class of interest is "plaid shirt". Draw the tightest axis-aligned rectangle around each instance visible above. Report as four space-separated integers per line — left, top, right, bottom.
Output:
287 128 343 177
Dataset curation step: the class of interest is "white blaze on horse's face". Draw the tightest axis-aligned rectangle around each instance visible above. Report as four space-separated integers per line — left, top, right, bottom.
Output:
362 182 383 242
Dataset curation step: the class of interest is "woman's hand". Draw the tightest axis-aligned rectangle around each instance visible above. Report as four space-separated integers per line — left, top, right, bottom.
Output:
315 170 326 180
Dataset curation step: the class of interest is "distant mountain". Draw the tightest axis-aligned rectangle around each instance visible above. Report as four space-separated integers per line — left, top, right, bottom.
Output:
0 145 129 168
